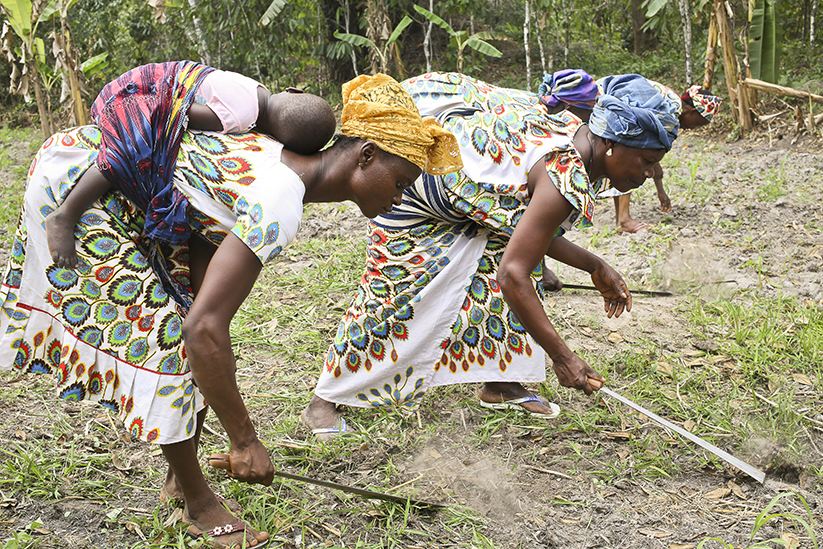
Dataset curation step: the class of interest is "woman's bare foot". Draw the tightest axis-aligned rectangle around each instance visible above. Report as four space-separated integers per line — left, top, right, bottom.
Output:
184 495 267 549
161 469 242 514
45 210 79 269
301 395 351 442
477 382 555 415
616 219 650 234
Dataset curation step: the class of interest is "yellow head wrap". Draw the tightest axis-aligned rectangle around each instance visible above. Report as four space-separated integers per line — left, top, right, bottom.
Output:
341 74 463 175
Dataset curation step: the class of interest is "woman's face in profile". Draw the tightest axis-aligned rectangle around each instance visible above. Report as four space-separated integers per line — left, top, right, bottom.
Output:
352 151 421 219
606 143 666 192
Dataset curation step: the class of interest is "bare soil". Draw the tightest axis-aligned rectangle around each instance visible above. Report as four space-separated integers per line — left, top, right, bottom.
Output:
1 120 822 548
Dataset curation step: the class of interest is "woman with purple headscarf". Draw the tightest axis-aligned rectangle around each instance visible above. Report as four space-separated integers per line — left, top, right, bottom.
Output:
303 73 680 438
538 69 600 122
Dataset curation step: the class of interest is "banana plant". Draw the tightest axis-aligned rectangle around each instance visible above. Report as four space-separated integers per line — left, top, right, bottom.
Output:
0 0 70 135
749 0 782 83
333 15 413 75
413 4 503 73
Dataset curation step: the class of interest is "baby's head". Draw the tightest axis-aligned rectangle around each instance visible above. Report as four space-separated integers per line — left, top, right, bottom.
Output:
267 90 336 154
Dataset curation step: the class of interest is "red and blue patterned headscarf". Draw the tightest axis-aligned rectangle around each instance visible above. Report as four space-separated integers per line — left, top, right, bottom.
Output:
538 69 599 110
682 85 723 121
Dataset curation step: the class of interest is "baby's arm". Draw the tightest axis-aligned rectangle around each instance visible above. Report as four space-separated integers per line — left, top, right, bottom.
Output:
188 103 223 132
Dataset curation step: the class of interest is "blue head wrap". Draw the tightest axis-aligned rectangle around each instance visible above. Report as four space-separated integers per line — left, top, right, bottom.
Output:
538 69 599 109
589 74 680 151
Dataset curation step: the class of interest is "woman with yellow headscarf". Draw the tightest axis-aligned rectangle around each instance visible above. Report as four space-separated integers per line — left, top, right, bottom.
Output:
305 73 675 438
0 73 455 548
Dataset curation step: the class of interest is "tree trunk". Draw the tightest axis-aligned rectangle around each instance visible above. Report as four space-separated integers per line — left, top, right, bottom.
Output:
715 0 752 131
703 9 718 89
562 0 569 64
365 0 390 74
345 0 358 76
537 12 547 73
677 0 694 83
631 0 658 54
812 0 818 46
28 57 52 138
524 0 531 91
423 0 433 72
59 3 87 126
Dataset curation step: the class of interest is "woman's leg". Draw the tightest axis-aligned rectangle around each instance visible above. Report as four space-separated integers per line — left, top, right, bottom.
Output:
614 193 648 233
45 165 112 269
161 435 268 547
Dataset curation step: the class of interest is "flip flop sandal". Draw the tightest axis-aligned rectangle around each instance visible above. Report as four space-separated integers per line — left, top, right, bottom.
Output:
186 520 269 548
479 393 561 418
311 417 350 436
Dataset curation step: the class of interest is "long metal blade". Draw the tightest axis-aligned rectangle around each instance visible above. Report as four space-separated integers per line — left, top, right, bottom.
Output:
599 387 766 483
210 455 443 508
552 283 673 297
274 471 445 509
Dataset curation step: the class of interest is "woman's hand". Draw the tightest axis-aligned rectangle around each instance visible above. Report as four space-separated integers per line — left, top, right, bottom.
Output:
208 444 275 486
551 351 605 395
591 263 632 318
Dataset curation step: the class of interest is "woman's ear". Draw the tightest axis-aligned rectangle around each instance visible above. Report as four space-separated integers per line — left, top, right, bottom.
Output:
359 141 378 167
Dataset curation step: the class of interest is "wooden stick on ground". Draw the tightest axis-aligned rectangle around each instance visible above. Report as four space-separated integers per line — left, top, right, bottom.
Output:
743 78 823 104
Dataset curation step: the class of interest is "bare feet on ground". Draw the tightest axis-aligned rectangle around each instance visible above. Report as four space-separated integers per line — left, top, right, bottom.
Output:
160 470 241 514
45 210 79 269
616 219 650 234
301 395 349 442
184 495 268 549
477 382 554 415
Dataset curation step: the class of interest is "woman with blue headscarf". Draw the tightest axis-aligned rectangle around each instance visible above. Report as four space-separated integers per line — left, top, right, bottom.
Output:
610 80 723 233
303 73 679 438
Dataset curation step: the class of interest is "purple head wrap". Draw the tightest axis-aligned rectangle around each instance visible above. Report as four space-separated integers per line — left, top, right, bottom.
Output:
538 69 599 110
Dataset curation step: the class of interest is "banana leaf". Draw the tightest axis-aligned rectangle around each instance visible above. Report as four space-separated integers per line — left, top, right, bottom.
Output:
749 0 782 83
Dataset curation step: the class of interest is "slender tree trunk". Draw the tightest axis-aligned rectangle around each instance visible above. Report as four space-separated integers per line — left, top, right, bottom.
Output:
59 2 87 126
28 57 51 138
677 0 694 83
365 0 390 74
812 0 817 46
703 9 719 89
423 0 433 72
562 0 569 64
524 0 531 91
537 13 547 73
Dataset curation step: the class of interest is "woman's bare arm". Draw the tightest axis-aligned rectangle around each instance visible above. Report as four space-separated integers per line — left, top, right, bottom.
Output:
497 163 604 393
182 232 274 485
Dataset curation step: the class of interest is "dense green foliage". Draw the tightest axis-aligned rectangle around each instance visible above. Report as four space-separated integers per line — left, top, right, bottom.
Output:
0 0 821 122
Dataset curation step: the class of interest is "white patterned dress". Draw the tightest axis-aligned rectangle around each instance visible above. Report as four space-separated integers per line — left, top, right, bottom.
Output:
0 127 303 444
314 73 609 409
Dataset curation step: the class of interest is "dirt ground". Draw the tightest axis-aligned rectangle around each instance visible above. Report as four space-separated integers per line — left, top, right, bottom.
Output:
1 116 822 548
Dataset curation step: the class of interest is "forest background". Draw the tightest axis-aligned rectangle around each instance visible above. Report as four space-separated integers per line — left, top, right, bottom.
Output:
0 0 821 135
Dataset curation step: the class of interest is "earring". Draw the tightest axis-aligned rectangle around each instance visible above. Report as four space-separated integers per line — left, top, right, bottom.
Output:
606 148 613 157
358 162 364 167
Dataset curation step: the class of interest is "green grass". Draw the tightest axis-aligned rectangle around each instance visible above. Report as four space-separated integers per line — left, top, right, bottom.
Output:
1 130 822 547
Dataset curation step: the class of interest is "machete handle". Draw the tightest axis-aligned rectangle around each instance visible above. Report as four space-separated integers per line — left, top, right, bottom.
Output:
208 453 231 470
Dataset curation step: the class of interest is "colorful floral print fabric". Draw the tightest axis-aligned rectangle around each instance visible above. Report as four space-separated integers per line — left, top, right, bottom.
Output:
0 127 302 444
314 73 604 409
